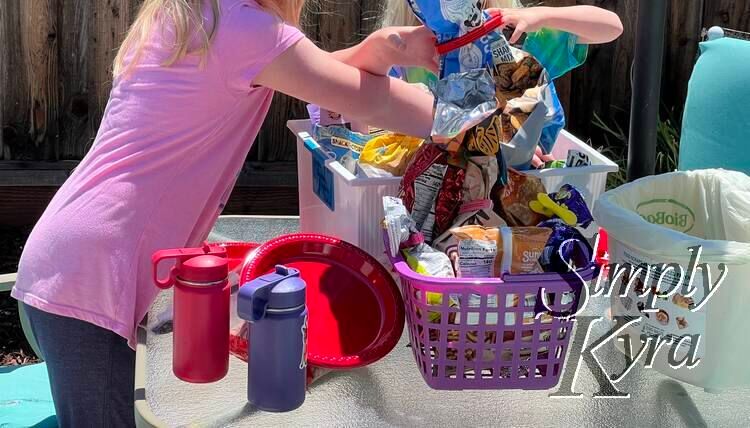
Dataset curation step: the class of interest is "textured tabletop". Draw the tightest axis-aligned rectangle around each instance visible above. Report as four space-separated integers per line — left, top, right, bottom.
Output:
142 216 750 427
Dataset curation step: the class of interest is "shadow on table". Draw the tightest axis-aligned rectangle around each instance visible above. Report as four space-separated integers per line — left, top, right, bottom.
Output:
192 365 423 427
657 380 708 428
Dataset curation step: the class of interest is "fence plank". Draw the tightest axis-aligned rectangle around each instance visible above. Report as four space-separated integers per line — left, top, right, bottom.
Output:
0 0 29 160
20 0 60 159
59 0 93 159
704 0 750 29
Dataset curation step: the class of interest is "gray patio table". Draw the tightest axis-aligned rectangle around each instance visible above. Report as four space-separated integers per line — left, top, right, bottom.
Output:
135 215 750 427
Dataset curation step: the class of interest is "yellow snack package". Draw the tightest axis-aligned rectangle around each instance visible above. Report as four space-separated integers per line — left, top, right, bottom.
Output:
359 134 424 177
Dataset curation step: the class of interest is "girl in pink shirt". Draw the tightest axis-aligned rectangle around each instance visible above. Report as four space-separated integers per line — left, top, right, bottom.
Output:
12 0 439 425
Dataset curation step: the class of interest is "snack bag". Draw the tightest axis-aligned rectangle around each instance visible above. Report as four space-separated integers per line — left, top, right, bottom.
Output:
312 124 373 173
530 184 594 228
493 168 547 227
402 235 456 279
538 218 593 273
450 225 552 277
399 144 465 243
360 134 424 177
433 156 507 267
492 50 560 169
408 0 566 168
382 196 418 257
406 0 514 77
431 69 499 152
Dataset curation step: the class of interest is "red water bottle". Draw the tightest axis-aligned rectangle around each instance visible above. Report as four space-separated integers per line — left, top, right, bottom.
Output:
152 244 230 383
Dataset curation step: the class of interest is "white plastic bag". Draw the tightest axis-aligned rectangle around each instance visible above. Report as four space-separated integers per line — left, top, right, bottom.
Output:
593 169 750 390
593 169 750 264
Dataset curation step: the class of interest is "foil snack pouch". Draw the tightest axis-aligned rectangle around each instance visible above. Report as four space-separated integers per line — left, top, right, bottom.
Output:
450 225 552 277
493 168 547 226
433 156 507 268
400 144 465 243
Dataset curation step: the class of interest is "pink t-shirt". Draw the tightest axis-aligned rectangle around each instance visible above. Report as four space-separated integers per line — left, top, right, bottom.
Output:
12 0 304 347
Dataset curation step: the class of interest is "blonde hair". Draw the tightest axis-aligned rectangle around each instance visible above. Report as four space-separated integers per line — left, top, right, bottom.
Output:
114 0 304 77
381 0 521 28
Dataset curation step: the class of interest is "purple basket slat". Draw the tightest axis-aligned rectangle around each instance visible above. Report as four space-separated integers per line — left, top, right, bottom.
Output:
383 231 597 391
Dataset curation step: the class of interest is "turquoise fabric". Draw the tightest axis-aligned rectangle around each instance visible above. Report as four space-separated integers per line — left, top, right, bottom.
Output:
679 37 750 174
523 28 588 80
0 363 57 428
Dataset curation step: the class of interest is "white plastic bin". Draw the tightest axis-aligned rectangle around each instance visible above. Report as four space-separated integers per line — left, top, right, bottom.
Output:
288 119 619 263
594 169 750 392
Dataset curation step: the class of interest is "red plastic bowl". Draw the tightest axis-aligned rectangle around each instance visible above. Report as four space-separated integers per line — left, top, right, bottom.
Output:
240 234 405 369
216 242 259 272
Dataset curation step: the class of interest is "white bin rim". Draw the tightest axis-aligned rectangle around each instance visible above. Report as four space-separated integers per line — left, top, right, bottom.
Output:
593 169 750 264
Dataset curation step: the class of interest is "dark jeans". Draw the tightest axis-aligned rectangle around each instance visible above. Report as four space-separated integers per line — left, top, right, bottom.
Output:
23 304 136 428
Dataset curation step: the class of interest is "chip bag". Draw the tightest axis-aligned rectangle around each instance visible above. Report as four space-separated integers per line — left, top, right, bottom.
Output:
407 0 567 167
312 124 373 173
433 156 507 268
450 225 552 277
493 168 547 227
360 134 424 177
399 144 465 243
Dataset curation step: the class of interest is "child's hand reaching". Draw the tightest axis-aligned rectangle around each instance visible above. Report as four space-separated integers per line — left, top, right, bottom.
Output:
490 6 623 45
378 26 439 74
498 8 548 44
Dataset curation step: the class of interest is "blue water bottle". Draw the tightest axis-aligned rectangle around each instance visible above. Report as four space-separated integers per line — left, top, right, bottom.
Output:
238 265 307 412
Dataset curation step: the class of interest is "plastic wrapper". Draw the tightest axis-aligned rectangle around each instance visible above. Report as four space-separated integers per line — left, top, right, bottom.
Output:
382 196 418 257
431 69 498 151
407 0 567 165
531 184 594 228
312 124 373 173
566 149 591 167
402 234 455 279
360 134 423 177
400 144 465 243
493 168 547 226
538 218 593 273
406 0 514 77
450 225 552 277
433 156 507 268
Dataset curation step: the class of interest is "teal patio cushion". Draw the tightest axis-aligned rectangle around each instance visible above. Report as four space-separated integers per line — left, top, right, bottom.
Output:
679 37 750 174
0 363 57 428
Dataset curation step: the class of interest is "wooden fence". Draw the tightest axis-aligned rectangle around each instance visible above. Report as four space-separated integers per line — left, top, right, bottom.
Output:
1 0 749 224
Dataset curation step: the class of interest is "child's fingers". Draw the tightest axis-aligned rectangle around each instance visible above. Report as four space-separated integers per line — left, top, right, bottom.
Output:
509 20 528 44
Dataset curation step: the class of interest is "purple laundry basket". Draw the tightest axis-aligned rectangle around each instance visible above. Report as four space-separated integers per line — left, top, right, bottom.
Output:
384 232 597 390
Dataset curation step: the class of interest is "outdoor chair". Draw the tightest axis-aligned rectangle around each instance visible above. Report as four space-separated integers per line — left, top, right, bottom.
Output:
678 27 750 174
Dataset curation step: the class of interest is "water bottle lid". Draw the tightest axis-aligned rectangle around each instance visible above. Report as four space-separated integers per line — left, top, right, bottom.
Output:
262 266 306 310
238 266 306 322
179 255 228 284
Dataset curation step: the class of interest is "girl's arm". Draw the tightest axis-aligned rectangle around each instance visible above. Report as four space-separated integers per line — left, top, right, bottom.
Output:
255 37 434 138
496 6 623 45
329 26 438 76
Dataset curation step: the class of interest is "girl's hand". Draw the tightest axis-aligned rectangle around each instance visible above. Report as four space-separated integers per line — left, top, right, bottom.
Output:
492 7 550 44
490 6 623 45
376 26 439 74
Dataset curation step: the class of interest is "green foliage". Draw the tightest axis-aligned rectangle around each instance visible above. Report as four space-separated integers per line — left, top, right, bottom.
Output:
591 107 681 189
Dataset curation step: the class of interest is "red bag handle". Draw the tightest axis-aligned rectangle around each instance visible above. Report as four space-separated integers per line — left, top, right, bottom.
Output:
436 12 505 56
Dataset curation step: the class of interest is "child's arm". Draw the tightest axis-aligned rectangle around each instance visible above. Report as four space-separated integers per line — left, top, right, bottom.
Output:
329 26 438 76
255 37 434 138
496 6 623 45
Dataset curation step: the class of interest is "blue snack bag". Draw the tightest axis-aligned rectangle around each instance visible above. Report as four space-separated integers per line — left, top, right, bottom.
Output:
312 124 374 173
407 0 514 77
